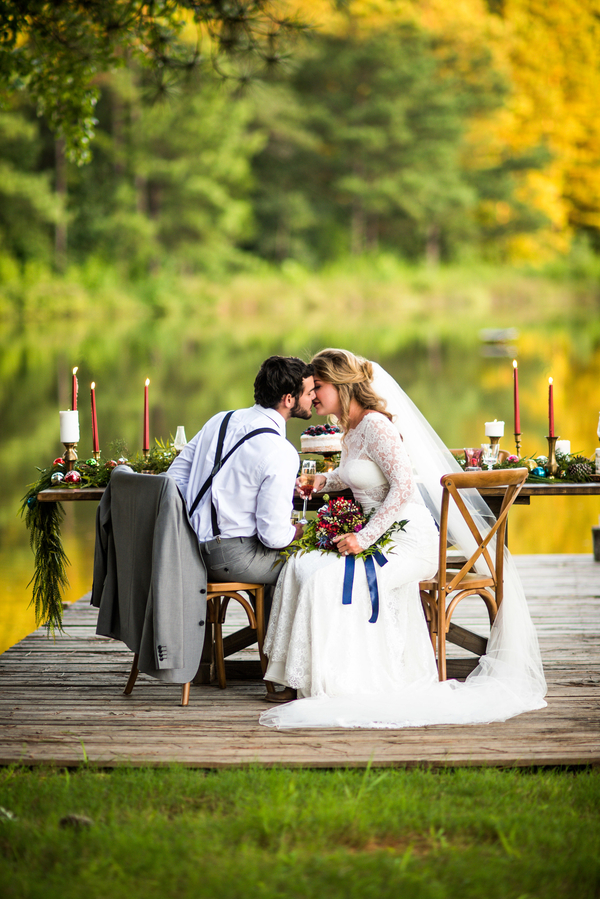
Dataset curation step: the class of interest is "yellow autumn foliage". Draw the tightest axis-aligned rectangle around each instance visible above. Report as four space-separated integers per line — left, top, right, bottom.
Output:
291 0 600 260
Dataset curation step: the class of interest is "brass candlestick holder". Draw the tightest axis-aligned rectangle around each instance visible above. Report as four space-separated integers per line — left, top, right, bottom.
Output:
514 432 521 457
489 435 501 450
62 442 78 472
92 450 101 462
546 435 558 477
143 448 149 460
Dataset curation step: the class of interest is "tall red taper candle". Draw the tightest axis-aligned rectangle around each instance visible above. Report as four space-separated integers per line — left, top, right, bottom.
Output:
72 367 78 411
512 359 520 434
143 378 150 453
90 382 99 453
548 377 554 437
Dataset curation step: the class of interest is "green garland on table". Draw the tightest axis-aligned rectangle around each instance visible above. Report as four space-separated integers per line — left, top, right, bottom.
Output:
456 450 598 483
20 439 179 634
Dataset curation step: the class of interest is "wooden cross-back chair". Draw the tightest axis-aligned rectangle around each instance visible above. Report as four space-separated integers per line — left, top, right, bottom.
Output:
419 467 529 681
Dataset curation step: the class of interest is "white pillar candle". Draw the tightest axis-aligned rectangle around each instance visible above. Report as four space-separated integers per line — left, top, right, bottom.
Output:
484 419 504 437
555 440 571 455
60 410 80 443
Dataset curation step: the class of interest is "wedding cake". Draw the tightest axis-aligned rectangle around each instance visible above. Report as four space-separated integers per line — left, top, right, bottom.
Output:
300 424 342 454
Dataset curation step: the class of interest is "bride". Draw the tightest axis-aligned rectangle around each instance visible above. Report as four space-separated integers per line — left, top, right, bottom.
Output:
260 348 547 729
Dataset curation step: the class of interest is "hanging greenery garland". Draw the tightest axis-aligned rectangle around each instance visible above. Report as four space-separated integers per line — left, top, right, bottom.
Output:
20 439 178 634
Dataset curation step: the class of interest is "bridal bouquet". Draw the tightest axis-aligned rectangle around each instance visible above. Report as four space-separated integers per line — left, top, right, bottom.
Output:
283 495 407 562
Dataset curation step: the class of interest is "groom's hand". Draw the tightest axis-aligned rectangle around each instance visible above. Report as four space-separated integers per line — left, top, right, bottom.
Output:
292 522 306 542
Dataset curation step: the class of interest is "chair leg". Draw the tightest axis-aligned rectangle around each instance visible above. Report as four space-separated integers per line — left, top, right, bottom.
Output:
124 653 191 706
213 611 227 689
437 599 447 682
254 586 275 694
123 653 139 695
420 590 437 653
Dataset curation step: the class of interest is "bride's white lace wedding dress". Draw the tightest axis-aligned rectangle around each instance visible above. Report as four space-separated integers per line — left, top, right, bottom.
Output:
262 412 441 714
260 385 547 730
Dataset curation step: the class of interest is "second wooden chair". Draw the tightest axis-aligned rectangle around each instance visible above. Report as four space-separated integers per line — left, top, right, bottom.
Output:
419 467 528 680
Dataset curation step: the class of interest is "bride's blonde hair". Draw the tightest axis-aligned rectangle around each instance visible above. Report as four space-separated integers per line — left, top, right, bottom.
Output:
311 348 392 434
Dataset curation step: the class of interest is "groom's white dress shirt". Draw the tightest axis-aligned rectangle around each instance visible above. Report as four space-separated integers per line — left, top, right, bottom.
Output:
167 405 298 548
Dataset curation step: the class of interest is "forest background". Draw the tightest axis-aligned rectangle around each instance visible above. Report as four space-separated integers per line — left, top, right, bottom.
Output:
2 0 600 290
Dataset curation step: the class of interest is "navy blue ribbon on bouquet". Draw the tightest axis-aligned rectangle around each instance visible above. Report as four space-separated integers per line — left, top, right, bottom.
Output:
342 551 388 623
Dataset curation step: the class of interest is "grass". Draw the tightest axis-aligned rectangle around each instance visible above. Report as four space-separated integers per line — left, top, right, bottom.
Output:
0 765 599 899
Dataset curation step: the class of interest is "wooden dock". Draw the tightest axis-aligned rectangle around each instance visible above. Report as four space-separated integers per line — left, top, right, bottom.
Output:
1 554 599 768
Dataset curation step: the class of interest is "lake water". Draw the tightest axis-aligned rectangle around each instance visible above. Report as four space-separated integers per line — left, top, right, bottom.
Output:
2 309 599 653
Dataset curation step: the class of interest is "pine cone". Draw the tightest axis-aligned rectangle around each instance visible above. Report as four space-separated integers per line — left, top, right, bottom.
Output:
566 457 594 482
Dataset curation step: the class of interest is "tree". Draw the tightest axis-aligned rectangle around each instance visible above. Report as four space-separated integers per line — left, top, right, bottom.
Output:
248 24 543 263
0 103 58 263
0 1 307 163
66 66 262 274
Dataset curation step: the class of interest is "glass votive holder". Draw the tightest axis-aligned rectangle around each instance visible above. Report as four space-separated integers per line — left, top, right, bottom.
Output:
464 447 483 470
480 442 500 470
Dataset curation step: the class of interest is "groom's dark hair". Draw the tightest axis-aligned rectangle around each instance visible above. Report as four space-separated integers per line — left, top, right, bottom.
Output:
254 356 313 409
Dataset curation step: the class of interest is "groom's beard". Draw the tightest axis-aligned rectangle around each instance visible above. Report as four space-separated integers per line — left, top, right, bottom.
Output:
290 401 312 420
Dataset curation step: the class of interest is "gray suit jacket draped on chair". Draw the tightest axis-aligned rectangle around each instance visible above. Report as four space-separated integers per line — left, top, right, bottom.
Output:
91 465 207 684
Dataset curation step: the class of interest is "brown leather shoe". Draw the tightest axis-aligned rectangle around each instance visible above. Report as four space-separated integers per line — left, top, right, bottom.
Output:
263 687 297 703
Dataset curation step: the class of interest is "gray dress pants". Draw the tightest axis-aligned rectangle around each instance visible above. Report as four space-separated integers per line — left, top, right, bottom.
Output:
200 535 284 585
200 534 285 623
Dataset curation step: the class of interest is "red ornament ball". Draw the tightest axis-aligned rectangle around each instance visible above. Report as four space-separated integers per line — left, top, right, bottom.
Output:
105 460 117 469
64 470 81 485
53 458 65 467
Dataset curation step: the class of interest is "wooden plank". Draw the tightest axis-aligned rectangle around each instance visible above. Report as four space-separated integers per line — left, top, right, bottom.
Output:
37 488 105 502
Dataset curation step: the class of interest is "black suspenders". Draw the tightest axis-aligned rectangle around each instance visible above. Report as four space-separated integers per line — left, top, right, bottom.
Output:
188 411 278 536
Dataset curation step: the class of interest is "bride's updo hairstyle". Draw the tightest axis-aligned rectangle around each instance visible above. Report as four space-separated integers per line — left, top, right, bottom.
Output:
311 348 392 433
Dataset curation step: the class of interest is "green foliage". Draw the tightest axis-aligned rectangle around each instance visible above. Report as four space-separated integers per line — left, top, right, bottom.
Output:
0 12 574 275
0 107 58 263
459 448 599 483
0 766 599 899
248 25 547 264
0 1 308 164
66 66 262 275
19 468 69 636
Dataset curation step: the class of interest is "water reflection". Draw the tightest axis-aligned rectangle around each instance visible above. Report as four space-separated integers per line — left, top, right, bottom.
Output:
1 316 599 654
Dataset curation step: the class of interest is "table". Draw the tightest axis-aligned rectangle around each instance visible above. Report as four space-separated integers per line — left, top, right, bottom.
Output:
294 482 600 518
38 481 600 513
37 480 600 563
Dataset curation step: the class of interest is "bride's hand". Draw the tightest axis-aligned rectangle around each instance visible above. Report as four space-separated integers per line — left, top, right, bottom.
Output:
333 533 361 556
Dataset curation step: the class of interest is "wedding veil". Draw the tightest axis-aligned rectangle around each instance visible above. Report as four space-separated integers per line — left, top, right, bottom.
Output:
260 361 547 729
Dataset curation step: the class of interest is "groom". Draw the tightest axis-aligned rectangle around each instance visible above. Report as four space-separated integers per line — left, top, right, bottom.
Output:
167 355 314 586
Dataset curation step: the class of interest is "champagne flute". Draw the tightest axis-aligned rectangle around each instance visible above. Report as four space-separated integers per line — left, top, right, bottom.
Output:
298 460 316 524
481 442 500 471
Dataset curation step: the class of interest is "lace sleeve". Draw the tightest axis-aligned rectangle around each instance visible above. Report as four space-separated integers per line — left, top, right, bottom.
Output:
355 415 416 550
319 467 347 493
